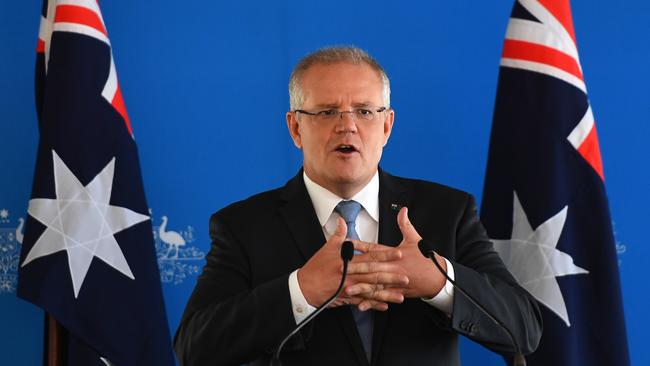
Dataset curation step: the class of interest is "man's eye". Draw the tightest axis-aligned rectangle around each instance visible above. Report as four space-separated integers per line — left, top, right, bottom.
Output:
356 109 372 116
317 109 338 117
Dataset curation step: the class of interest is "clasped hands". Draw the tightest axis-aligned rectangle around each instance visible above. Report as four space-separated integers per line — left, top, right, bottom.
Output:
298 207 447 312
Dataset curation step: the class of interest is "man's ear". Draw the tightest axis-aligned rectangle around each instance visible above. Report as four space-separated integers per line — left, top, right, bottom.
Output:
383 108 395 146
286 111 302 149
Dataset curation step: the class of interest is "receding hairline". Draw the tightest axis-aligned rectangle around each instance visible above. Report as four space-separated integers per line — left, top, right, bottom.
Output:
288 47 391 110
297 60 385 84
291 47 386 80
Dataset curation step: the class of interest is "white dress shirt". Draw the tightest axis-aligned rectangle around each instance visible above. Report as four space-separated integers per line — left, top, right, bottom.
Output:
288 171 455 324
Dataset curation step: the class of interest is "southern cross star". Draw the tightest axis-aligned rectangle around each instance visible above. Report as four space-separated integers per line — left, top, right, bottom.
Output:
492 191 588 327
22 150 149 298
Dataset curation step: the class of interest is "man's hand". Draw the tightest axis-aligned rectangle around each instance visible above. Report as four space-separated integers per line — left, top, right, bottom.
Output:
297 218 407 309
345 207 448 310
297 218 349 307
393 207 447 298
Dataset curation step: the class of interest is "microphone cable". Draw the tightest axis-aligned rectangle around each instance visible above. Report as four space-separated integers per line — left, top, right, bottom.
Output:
418 240 526 366
271 240 355 366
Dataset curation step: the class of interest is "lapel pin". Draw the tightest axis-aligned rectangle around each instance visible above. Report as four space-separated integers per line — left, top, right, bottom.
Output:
390 203 402 211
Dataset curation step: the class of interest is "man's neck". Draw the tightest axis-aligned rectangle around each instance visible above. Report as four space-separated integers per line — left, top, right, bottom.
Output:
304 174 375 200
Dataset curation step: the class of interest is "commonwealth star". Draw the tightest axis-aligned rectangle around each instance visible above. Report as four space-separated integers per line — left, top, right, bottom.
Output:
492 191 588 326
22 150 149 298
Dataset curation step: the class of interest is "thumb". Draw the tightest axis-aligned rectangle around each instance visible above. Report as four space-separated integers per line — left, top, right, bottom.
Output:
330 217 348 245
397 207 422 243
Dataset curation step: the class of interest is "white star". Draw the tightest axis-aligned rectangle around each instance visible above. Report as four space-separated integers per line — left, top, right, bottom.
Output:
22 150 149 298
0 209 8 219
492 191 588 327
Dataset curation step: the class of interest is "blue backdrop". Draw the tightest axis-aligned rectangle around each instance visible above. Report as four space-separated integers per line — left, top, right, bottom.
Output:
1 1 647 365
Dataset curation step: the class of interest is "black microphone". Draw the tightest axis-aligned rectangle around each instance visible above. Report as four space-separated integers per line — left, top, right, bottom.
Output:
271 241 355 366
417 240 527 366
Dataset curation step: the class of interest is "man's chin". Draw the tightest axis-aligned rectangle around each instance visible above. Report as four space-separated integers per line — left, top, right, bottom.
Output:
327 172 375 197
328 168 363 185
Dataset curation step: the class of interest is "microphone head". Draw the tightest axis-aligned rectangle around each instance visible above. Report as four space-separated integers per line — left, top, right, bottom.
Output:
341 241 354 261
417 239 433 258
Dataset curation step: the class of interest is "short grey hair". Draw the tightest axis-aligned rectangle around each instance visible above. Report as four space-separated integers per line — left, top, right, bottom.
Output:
288 46 391 110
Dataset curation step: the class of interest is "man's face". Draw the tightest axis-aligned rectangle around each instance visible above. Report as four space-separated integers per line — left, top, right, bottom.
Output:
286 62 394 198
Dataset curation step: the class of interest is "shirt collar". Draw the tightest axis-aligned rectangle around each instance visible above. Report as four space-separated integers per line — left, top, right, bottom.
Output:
303 171 380 227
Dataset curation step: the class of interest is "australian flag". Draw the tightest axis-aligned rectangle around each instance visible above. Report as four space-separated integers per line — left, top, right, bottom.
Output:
481 1 630 365
17 1 175 365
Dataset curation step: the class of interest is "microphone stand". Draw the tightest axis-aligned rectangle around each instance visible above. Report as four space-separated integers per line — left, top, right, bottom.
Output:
271 241 355 366
418 240 526 366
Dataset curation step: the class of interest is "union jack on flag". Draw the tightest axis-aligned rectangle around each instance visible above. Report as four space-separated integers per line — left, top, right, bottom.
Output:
35 0 132 135
18 1 175 365
481 0 629 365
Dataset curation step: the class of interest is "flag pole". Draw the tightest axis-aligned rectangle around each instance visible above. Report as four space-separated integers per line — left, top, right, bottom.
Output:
44 313 63 366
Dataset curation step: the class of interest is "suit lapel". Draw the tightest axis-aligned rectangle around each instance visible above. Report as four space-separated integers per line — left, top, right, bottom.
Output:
278 171 326 262
377 169 408 248
371 170 409 364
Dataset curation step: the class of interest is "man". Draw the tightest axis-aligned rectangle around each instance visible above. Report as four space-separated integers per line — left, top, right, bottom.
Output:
174 47 542 366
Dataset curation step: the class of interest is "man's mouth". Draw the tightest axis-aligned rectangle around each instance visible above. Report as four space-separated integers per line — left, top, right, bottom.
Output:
335 144 358 154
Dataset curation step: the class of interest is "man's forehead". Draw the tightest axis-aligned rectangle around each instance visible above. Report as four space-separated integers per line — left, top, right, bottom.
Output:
300 62 384 106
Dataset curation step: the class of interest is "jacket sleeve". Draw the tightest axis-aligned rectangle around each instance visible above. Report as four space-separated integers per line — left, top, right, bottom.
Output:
442 194 542 356
173 211 298 366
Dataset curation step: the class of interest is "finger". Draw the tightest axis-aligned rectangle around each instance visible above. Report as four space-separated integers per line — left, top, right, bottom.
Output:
359 300 386 311
382 283 409 290
351 248 402 263
352 240 392 253
348 272 409 287
328 298 350 308
366 289 405 304
358 299 389 312
345 282 382 296
346 283 406 304
344 296 395 310
397 207 422 242
347 261 402 275
339 249 402 273
329 295 390 311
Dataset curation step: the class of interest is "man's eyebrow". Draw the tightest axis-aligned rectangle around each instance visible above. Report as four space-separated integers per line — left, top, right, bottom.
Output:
311 102 377 109
312 103 340 109
351 102 375 108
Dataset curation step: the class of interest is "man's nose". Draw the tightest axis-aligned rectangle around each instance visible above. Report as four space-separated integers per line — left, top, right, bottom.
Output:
335 111 358 132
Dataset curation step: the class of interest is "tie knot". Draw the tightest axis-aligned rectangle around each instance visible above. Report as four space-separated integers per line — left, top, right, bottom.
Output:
335 200 362 224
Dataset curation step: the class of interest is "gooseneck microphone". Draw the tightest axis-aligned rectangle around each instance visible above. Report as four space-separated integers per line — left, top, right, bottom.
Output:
271 241 355 366
417 240 527 366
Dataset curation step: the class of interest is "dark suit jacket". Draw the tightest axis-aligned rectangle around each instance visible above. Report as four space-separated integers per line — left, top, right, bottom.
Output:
174 170 542 366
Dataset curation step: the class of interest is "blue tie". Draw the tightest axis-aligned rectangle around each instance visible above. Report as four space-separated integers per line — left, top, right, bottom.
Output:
335 200 373 362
